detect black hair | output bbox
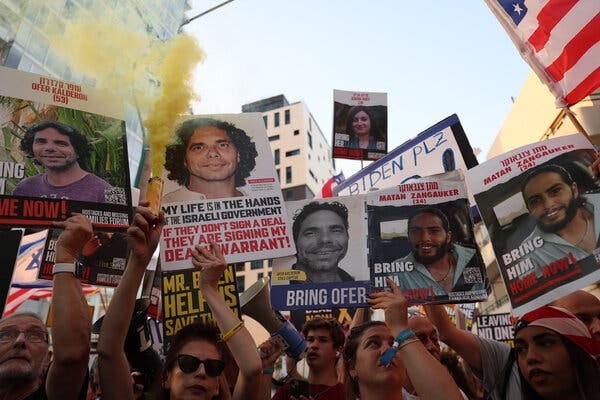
[345,106,384,142]
[302,317,346,349]
[164,118,258,188]
[20,121,91,170]
[407,207,450,233]
[154,321,231,400]
[292,201,349,243]
[520,164,575,197]
[343,321,387,399]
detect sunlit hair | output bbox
[154,321,232,400]
[518,337,600,400]
[292,201,349,243]
[164,118,258,188]
[345,106,384,142]
[343,321,387,399]
[302,317,345,349]
[20,121,91,170]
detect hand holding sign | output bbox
[192,241,226,290]
[52,213,93,263]
[368,277,409,333]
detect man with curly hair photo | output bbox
[12,121,112,202]
[163,117,258,202]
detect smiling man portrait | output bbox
[12,121,112,202]
[163,117,258,202]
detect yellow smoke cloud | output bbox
[47,8,205,177]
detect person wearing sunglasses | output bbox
[97,202,261,400]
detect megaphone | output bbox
[239,277,306,359]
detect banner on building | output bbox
[466,134,600,316]
[334,114,478,196]
[332,89,388,161]
[367,170,489,304]
[271,196,370,310]
[159,113,295,270]
[0,66,133,230]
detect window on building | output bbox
[263,115,268,128]
[274,149,280,165]
[257,272,264,281]
[293,129,300,136]
[285,189,294,200]
[285,149,300,157]
[309,169,317,182]
[236,276,245,292]
[235,263,245,272]
[251,260,263,270]
[286,166,292,184]
[309,118,312,131]
[276,169,280,181]
[269,135,280,142]
[284,109,290,124]
[307,132,313,149]
[274,112,280,127]
[268,259,273,268]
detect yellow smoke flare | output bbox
[145,35,204,176]
[46,8,205,177]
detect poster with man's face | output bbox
[271,196,370,310]
[466,134,600,316]
[367,170,489,304]
[332,89,387,161]
[0,66,133,230]
[159,113,295,270]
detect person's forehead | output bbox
[515,325,557,341]
[187,126,231,145]
[178,338,220,358]
[410,213,443,228]
[35,127,71,142]
[354,111,369,118]
[306,327,333,339]
[524,172,565,194]
[301,210,345,230]
[361,325,391,341]
[555,291,600,314]
[0,314,45,331]
[408,316,436,334]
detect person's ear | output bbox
[446,230,452,245]
[572,182,579,198]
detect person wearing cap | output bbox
[513,305,600,399]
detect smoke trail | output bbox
[46,7,205,176]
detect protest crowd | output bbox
[2,2,600,399]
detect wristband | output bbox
[221,321,244,342]
[379,328,415,367]
[262,367,274,375]
[53,263,76,275]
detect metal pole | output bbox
[179,0,236,30]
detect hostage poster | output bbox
[332,89,387,161]
[334,114,478,196]
[159,113,295,270]
[466,134,600,316]
[271,196,371,310]
[367,170,489,304]
[0,66,133,230]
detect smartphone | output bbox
[290,378,310,398]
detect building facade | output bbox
[0,0,190,186]
[236,94,338,292]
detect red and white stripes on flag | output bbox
[315,172,345,199]
[485,0,600,106]
[3,286,98,317]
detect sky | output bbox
[185,0,532,177]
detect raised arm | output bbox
[369,278,463,400]
[423,304,482,374]
[97,203,164,400]
[191,243,262,400]
[46,214,93,400]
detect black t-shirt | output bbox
[26,369,89,400]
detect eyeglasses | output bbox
[0,328,48,343]
[176,354,225,377]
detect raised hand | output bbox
[191,241,226,289]
[367,277,409,332]
[52,213,93,263]
[127,200,165,265]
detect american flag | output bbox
[315,172,345,198]
[3,230,97,317]
[485,0,600,106]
